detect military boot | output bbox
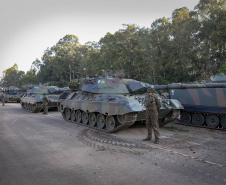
[143,138,151,141]
[154,140,159,144]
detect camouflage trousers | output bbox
[43,103,48,114]
[146,109,160,140]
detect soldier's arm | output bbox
[155,95,161,109]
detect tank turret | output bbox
[58,75,183,133]
[210,73,226,83]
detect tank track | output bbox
[62,108,180,132]
[159,109,180,127]
[177,119,226,131]
[21,103,43,113]
[32,107,42,113]
[178,111,226,130]
[62,110,137,133]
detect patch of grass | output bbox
[165,126,188,132]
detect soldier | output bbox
[143,88,161,144]
[42,93,49,115]
[1,92,5,106]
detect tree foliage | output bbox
[1,64,25,87]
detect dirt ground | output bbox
[0,103,225,185]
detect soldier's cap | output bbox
[147,87,155,92]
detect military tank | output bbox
[2,86,21,103]
[58,74,184,133]
[168,76,226,129]
[21,85,69,113]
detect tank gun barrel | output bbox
[152,83,226,90]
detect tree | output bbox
[194,0,226,79]
[31,58,41,74]
[2,64,25,87]
[99,24,146,80]
[38,35,87,86]
[19,70,39,86]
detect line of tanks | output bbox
[17,73,226,132]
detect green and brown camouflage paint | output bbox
[166,77,226,128]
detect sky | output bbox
[0,0,200,78]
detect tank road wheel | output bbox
[221,116,226,128]
[75,110,82,123]
[60,105,64,113]
[106,115,116,131]
[89,113,97,127]
[82,112,89,125]
[117,115,125,124]
[180,112,192,124]
[206,115,219,128]
[71,109,76,122]
[192,114,205,126]
[97,114,106,129]
[65,108,71,120]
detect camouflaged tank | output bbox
[2,86,21,103]
[167,76,226,129]
[58,75,183,133]
[21,85,69,113]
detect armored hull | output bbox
[58,76,183,133]
[170,87,226,129]
[21,86,68,113]
[167,75,226,129]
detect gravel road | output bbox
[0,104,225,185]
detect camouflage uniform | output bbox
[1,93,5,106]
[145,93,161,141]
[42,94,49,114]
